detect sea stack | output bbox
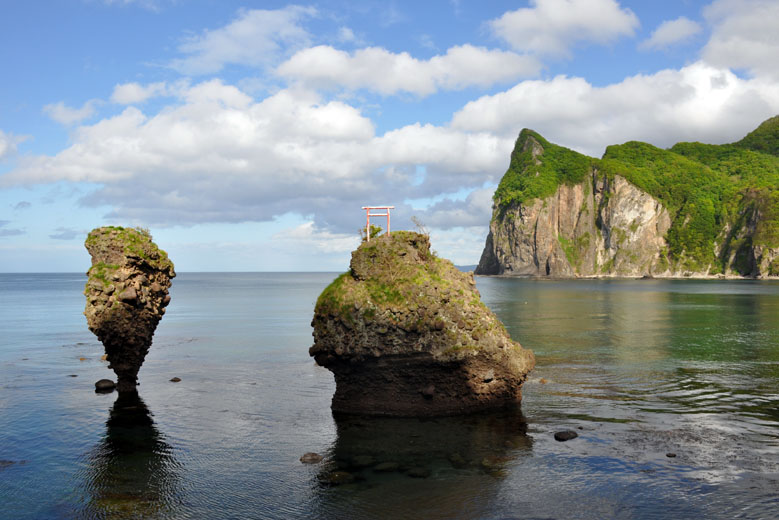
[84,226,175,393]
[310,231,535,416]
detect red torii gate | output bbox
[361,206,394,241]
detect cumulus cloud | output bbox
[415,188,495,229]
[43,99,101,126]
[111,81,179,104]
[272,221,359,254]
[489,0,639,57]
[8,57,779,237]
[0,130,27,160]
[0,221,25,237]
[169,6,317,75]
[3,80,510,233]
[702,0,779,79]
[451,62,779,157]
[278,44,540,96]
[640,16,702,50]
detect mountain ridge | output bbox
[476,116,779,278]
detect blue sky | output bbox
[1,0,778,272]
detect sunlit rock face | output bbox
[477,169,672,278]
[310,231,535,416]
[84,227,175,393]
[477,121,779,279]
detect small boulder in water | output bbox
[319,470,355,486]
[95,379,116,393]
[300,452,323,464]
[554,430,578,442]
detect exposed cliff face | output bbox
[478,171,672,277]
[477,122,779,279]
[84,227,175,392]
[310,231,534,416]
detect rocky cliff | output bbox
[477,118,779,278]
[310,231,535,416]
[84,226,175,392]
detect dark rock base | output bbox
[327,353,526,417]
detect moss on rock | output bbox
[84,226,175,392]
[310,231,534,416]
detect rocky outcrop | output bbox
[477,123,779,279]
[477,172,672,277]
[84,227,175,393]
[310,231,535,417]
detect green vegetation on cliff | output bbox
[600,141,734,270]
[494,129,594,207]
[493,117,779,273]
[733,115,779,156]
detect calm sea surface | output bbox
[1,273,778,519]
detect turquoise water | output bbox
[1,273,778,519]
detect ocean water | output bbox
[1,272,778,519]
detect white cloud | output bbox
[273,221,360,254]
[416,188,495,229]
[489,0,639,57]
[336,27,357,44]
[702,0,779,79]
[278,44,540,96]
[0,130,27,160]
[111,81,179,104]
[169,6,317,75]
[3,80,509,233]
[451,61,779,157]
[428,226,488,266]
[43,99,101,126]
[640,16,702,50]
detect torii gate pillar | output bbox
[361,206,395,242]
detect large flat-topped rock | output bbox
[310,231,534,416]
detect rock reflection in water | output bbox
[74,392,180,519]
[313,409,532,519]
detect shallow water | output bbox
[1,273,778,519]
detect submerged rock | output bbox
[300,452,323,464]
[310,231,535,416]
[95,379,116,393]
[84,227,175,393]
[554,430,579,442]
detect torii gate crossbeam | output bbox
[361,206,394,241]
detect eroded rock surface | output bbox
[477,123,779,279]
[310,231,535,416]
[477,169,672,277]
[84,227,175,392]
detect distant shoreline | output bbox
[474,273,779,281]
